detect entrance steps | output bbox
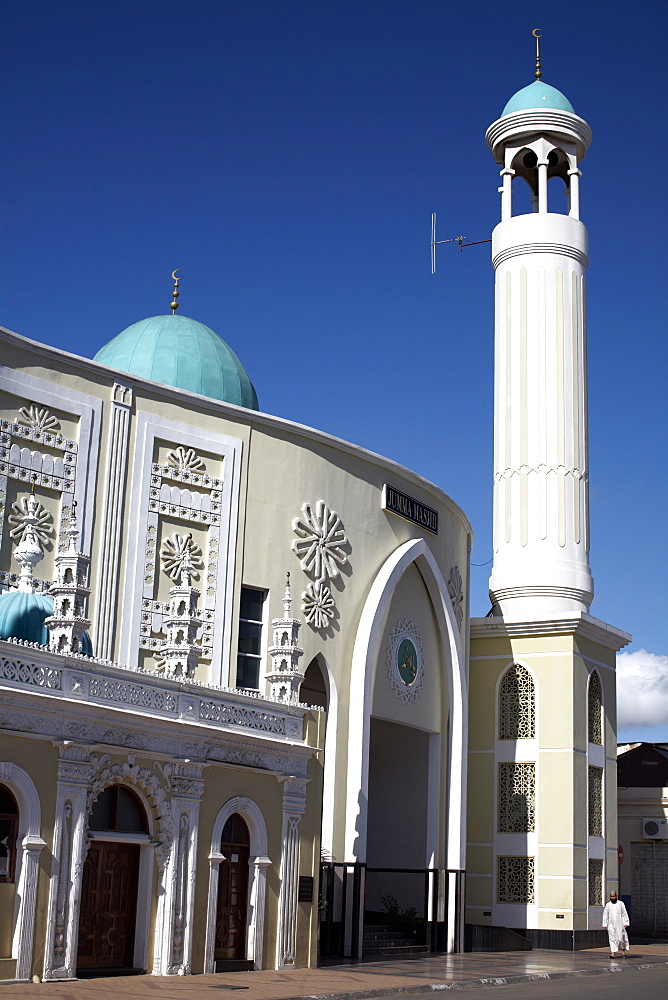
[363,925,428,959]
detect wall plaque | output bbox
[298,875,314,903]
[382,485,438,534]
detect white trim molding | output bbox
[121,412,242,686]
[93,382,133,658]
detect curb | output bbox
[277,960,668,999]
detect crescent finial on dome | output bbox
[170,269,182,313]
[532,28,542,80]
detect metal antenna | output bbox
[431,214,465,274]
[431,213,491,273]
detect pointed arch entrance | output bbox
[345,538,467,954]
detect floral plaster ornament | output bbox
[166,446,206,474]
[302,581,335,630]
[160,532,203,582]
[17,405,60,433]
[292,500,348,584]
[8,494,53,546]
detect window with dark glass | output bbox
[221,813,250,850]
[0,785,19,882]
[236,587,266,689]
[89,784,148,833]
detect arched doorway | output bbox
[215,813,251,965]
[77,785,148,975]
[0,763,45,981]
[0,785,19,959]
[342,539,467,957]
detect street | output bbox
[372,964,668,999]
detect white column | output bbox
[275,777,308,969]
[14,836,46,980]
[204,850,225,974]
[42,745,95,981]
[92,382,132,658]
[500,168,514,221]
[568,168,581,220]
[248,855,271,969]
[537,160,548,212]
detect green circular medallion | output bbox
[397,637,418,686]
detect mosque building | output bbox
[0,49,630,981]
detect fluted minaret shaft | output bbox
[485,106,594,621]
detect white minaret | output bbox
[485,58,594,622]
[265,574,304,703]
[45,502,92,653]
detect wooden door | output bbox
[77,841,140,971]
[631,841,668,935]
[215,815,250,961]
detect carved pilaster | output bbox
[153,762,204,976]
[275,776,308,969]
[93,383,132,659]
[43,744,96,981]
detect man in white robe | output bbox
[602,891,630,958]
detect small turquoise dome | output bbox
[94,314,259,410]
[502,80,575,117]
[0,591,93,654]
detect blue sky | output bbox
[3,1,666,741]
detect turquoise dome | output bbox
[502,80,575,117]
[94,314,259,410]
[0,591,93,654]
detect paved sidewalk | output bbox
[2,946,668,999]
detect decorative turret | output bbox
[156,535,202,678]
[44,502,92,653]
[265,574,304,703]
[486,39,594,622]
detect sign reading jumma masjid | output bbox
[383,484,439,534]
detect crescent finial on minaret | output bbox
[532,28,542,80]
[170,269,182,313]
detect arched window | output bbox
[300,656,328,709]
[588,671,602,745]
[89,784,148,833]
[0,784,19,882]
[499,664,535,739]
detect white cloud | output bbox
[617,649,668,731]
